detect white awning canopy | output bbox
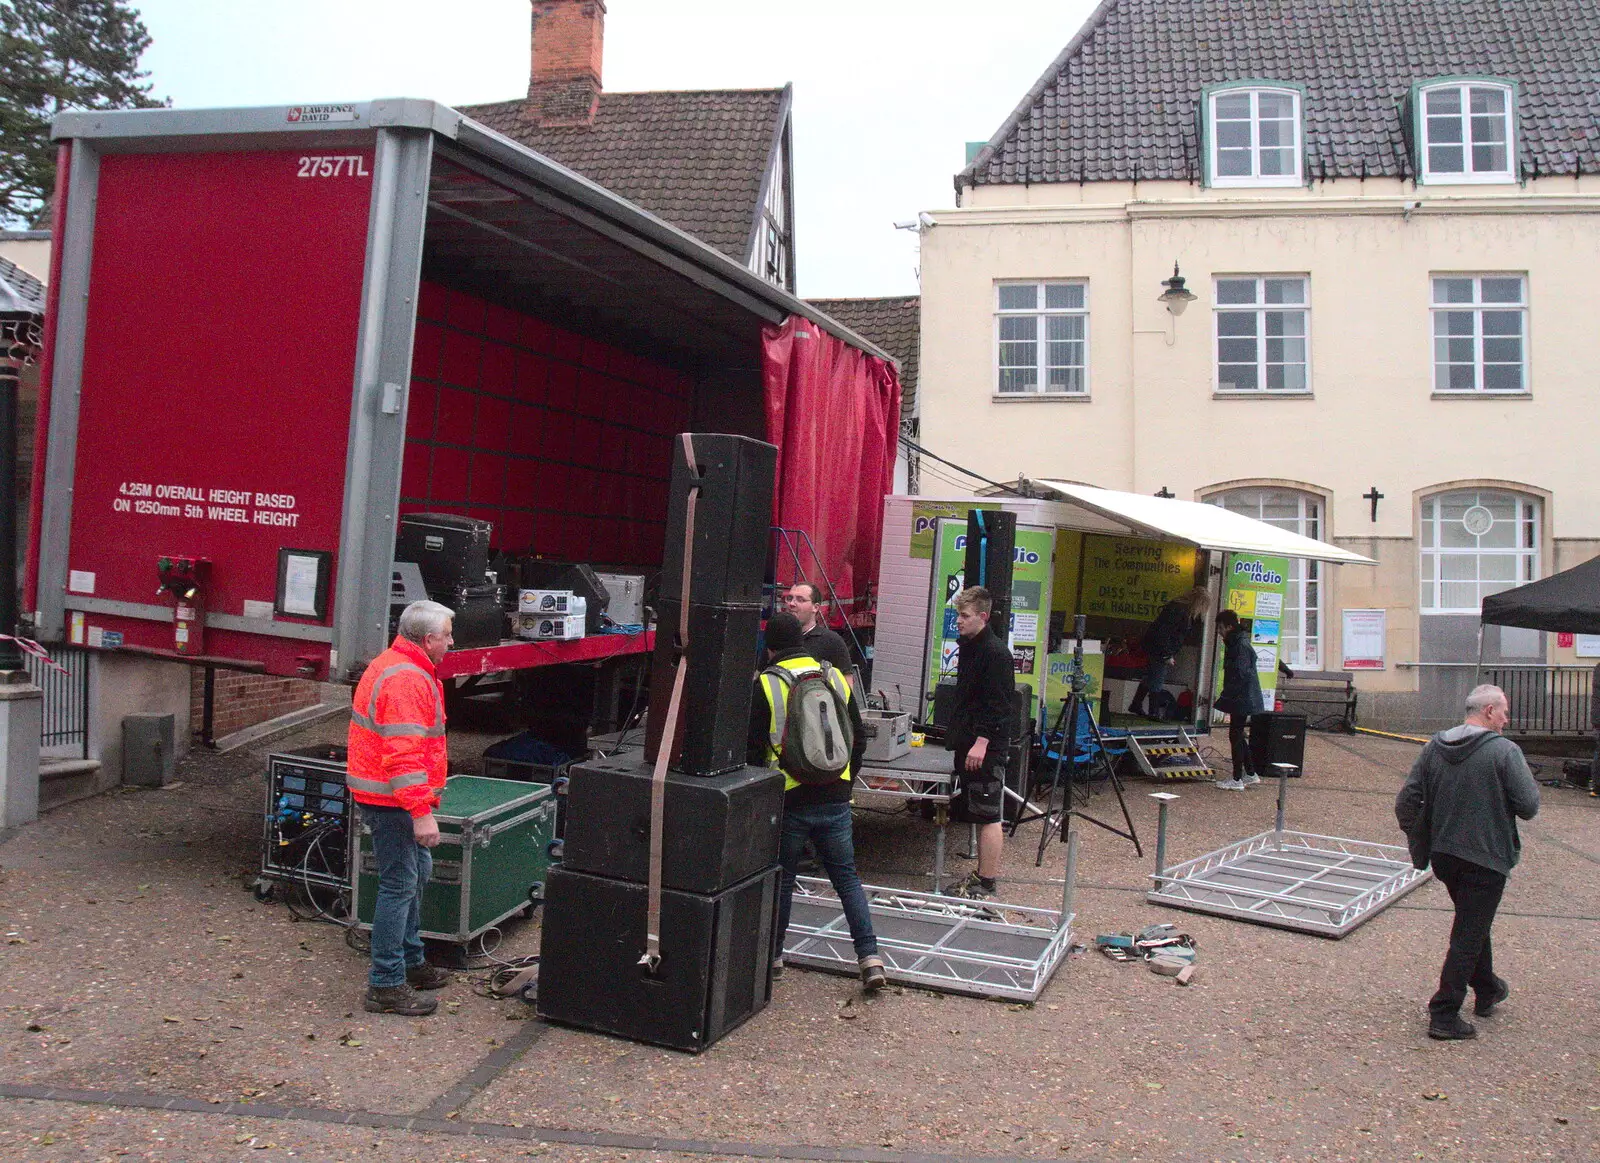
[1031,483,1374,565]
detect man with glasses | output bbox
[1396,684,1540,1041]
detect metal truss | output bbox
[783,877,1074,1002]
[1147,829,1431,937]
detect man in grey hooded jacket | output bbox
[1396,684,1540,1041]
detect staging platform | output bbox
[1147,828,1430,937]
[782,876,1074,1002]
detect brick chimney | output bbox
[528,0,605,128]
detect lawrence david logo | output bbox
[1233,559,1284,586]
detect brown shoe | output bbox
[858,955,887,991]
[407,962,452,991]
[365,983,437,1016]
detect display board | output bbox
[925,519,1053,709]
[1214,552,1292,711]
[1080,535,1199,621]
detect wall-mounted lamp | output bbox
[1159,263,1198,316]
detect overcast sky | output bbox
[129,0,1096,299]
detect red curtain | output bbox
[762,315,901,618]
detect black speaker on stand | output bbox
[538,432,786,1053]
[964,509,1016,635]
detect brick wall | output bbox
[189,669,324,740]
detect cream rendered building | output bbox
[917,0,1600,730]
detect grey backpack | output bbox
[764,662,853,784]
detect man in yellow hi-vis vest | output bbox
[747,611,884,990]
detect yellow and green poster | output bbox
[1213,552,1291,711]
[925,518,1054,719]
[1079,535,1198,621]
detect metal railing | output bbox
[1485,666,1594,736]
[24,644,90,758]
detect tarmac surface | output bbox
[0,720,1596,1162]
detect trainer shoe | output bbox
[406,962,452,990]
[1427,1014,1477,1040]
[1214,778,1245,790]
[364,983,437,1017]
[1474,977,1510,1017]
[859,955,887,991]
[1240,772,1262,787]
[942,871,996,899]
[771,957,785,981]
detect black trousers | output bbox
[1227,715,1253,778]
[1428,851,1507,1019]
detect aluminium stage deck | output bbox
[782,877,1073,1002]
[1146,829,1431,937]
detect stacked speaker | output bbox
[538,434,786,1052]
[963,508,1016,635]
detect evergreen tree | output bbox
[0,0,165,225]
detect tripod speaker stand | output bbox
[1029,615,1142,863]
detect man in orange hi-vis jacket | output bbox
[348,600,455,1016]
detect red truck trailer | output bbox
[26,100,900,689]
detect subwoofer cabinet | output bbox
[537,864,778,1053]
[561,757,784,894]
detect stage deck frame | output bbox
[1146,829,1431,937]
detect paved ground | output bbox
[0,723,1596,1162]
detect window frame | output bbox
[1419,489,1541,614]
[1412,77,1519,185]
[992,279,1091,398]
[1205,487,1326,669]
[1429,272,1529,395]
[1211,274,1313,396]
[1201,81,1306,188]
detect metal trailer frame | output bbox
[32,100,892,683]
[1144,767,1431,938]
[781,830,1080,1002]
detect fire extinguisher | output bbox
[156,556,210,656]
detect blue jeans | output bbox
[776,801,878,960]
[360,803,432,988]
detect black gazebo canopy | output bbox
[1481,556,1600,635]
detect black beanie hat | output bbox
[764,610,804,652]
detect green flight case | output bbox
[353,775,556,943]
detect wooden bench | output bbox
[1278,669,1357,731]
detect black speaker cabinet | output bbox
[562,756,784,894]
[1249,711,1308,776]
[537,864,777,1053]
[660,434,776,607]
[644,600,762,777]
[395,513,492,592]
[964,509,1016,635]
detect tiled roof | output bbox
[960,0,1600,189]
[807,296,920,422]
[461,88,787,262]
[0,255,45,316]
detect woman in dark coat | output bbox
[1214,609,1265,788]
[1129,586,1211,718]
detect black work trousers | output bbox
[1428,851,1507,1019]
[1227,715,1253,779]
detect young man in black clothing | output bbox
[748,611,884,989]
[944,586,1015,899]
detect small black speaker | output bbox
[1249,711,1308,776]
[964,509,1016,634]
[562,756,784,894]
[645,600,762,777]
[395,513,492,591]
[537,864,777,1052]
[660,434,776,607]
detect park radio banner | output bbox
[1214,552,1292,711]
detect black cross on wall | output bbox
[1363,486,1385,522]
